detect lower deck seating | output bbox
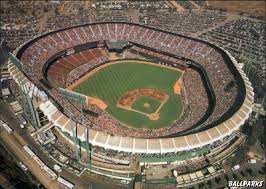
[47,48,107,88]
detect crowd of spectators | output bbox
[66,50,147,87]
[128,43,238,133]
[15,23,241,138]
[47,48,108,88]
[128,46,209,130]
[181,68,209,129]
[66,61,102,87]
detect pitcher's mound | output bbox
[144,102,150,108]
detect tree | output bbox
[215,177,221,184]
[207,180,212,188]
[234,146,249,164]
[198,183,204,189]
[240,170,246,177]
[233,173,238,180]
[247,135,257,146]
[241,123,252,135]
[258,169,264,175]
[224,174,229,181]
[246,168,254,176]
[242,123,257,146]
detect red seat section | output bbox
[47,48,107,88]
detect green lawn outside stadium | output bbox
[74,61,183,129]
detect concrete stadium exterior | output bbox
[8,22,254,154]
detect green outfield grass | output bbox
[132,96,161,114]
[74,61,183,129]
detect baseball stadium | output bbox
[7,22,254,182]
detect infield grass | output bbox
[74,61,183,129]
[132,96,161,114]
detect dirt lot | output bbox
[208,1,265,17]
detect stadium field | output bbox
[73,61,184,129]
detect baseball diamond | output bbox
[73,60,183,129]
[131,96,162,114]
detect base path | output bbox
[117,88,169,121]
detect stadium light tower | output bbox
[246,60,253,78]
[0,40,9,64]
[71,114,80,162]
[0,40,9,91]
[9,53,39,129]
[3,42,39,129]
[244,59,253,78]
[81,109,91,168]
[85,127,91,170]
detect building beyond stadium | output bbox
[8,22,254,154]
